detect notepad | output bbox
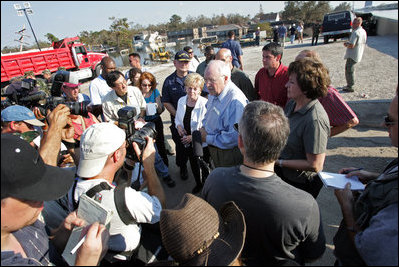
[318,171,365,191]
[146,103,157,116]
[62,194,113,265]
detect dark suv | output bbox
[321,11,356,44]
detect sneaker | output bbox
[163,175,176,188]
[343,86,354,92]
[180,166,188,180]
[191,184,203,194]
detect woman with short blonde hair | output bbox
[175,73,211,193]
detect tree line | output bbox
[2,1,352,53]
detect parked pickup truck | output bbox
[1,37,107,87]
[321,11,356,44]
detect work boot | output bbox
[343,86,354,92]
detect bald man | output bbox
[216,48,257,101]
[89,57,117,105]
[343,17,367,92]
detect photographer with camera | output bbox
[1,104,74,168]
[58,82,99,166]
[2,76,47,111]
[103,71,175,188]
[67,122,166,263]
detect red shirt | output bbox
[318,86,358,127]
[72,112,98,140]
[255,63,289,108]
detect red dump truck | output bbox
[1,37,107,87]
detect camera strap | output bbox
[114,185,137,225]
[72,181,112,210]
[72,180,136,225]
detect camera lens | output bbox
[66,101,89,117]
[132,122,157,150]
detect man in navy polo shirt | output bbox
[221,30,244,71]
[162,51,192,181]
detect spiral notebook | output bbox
[62,194,113,265]
[318,171,365,191]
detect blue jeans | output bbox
[290,35,295,44]
[154,144,169,178]
[131,144,169,186]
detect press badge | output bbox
[213,106,220,116]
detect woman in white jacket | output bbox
[175,73,211,193]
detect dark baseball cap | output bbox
[174,50,191,62]
[1,134,75,201]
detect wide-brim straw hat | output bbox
[156,193,246,266]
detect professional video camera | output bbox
[38,70,90,117]
[1,78,47,110]
[117,106,157,162]
[1,70,90,117]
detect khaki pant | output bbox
[208,145,243,168]
[345,58,357,88]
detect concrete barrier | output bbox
[347,99,391,127]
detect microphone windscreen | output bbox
[192,130,203,157]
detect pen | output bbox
[70,235,86,255]
[343,168,363,174]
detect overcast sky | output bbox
[1,1,396,49]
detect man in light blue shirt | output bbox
[200,60,248,167]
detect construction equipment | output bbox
[149,47,171,62]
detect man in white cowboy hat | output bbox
[152,193,246,266]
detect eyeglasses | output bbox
[115,79,127,87]
[384,114,396,127]
[141,84,152,87]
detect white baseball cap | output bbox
[77,123,126,178]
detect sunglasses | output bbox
[384,114,396,127]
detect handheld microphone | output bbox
[192,130,211,182]
[192,130,203,157]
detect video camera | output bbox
[41,70,90,117]
[1,78,46,110]
[1,70,89,117]
[117,106,157,162]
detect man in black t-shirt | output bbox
[202,101,326,265]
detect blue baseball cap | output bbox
[174,50,191,62]
[1,105,45,127]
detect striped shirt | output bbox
[318,86,358,127]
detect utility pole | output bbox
[14,2,41,51]
[14,24,30,52]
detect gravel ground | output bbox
[79,35,398,265]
